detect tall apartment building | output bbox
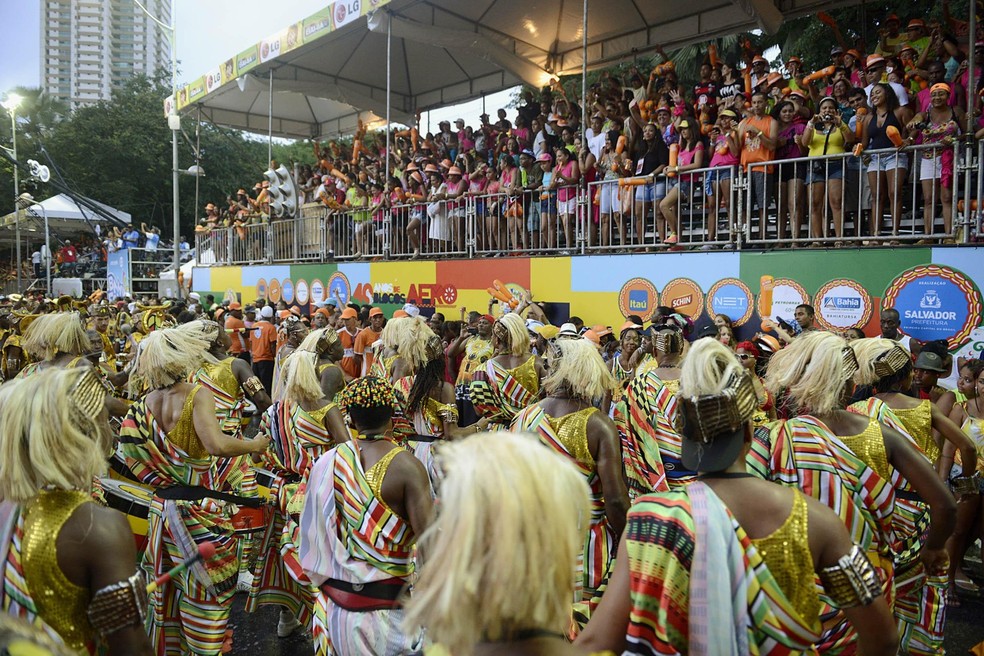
[40,0,171,108]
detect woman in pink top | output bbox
[512,116,532,150]
[551,147,580,254]
[444,166,468,252]
[704,109,740,243]
[659,119,704,247]
[498,155,521,252]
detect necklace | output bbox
[698,472,756,480]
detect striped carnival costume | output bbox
[299,440,423,655]
[119,386,243,655]
[469,354,541,429]
[748,417,896,653]
[246,398,339,627]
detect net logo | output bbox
[823,296,861,309]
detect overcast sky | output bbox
[0,1,515,133]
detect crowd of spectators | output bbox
[196,7,983,258]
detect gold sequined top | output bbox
[891,399,938,462]
[200,358,239,399]
[750,490,822,633]
[548,407,598,467]
[661,377,680,397]
[22,490,95,652]
[308,401,333,426]
[166,385,208,459]
[457,337,493,385]
[508,356,540,396]
[838,419,891,482]
[366,446,403,511]
[99,331,117,368]
[422,398,458,435]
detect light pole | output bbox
[2,93,23,289]
[133,0,180,282]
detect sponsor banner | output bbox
[759,277,808,324]
[352,281,457,308]
[310,278,326,307]
[256,278,268,300]
[295,279,309,305]
[814,279,873,331]
[618,277,659,322]
[303,8,334,41]
[106,249,130,301]
[706,278,753,326]
[186,76,207,103]
[327,271,351,307]
[333,0,362,29]
[259,31,284,64]
[204,67,223,94]
[220,58,236,85]
[661,277,704,318]
[267,278,282,303]
[281,278,295,304]
[883,264,982,349]
[282,22,303,54]
[236,44,259,76]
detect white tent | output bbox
[176,0,861,139]
[0,193,131,241]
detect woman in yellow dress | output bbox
[470,313,546,429]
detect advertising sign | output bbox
[706,278,753,325]
[883,265,982,349]
[106,249,130,301]
[618,278,659,322]
[661,277,705,318]
[813,279,873,331]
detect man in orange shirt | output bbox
[354,307,385,377]
[738,91,778,232]
[250,305,278,393]
[337,307,361,380]
[225,302,249,362]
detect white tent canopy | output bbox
[0,193,131,241]
[183,0,859,140]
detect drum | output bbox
[231,505,267,535]
[107,448,142,484]
[100,477,154,551]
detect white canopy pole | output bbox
[268,69,274,166]
[581,0,588,132]
[384,12,392,257]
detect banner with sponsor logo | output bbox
[191,247,983,376]
[166,0,393,115]
[107,249,130,301]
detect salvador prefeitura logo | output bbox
[883,265,982,350]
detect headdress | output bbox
[872,344,910,378]
[678,369,757,471]
[339,376,397,412]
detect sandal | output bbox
[955,574,980,594]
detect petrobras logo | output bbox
[823,296,861,309]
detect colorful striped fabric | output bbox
[748,417,896,654]
[392,376,449,491]
[119,398,240,656]
[192,358,244,436]
[624,486,821,655]
[511,404,615,610]
[247,400,337,625]
[0,501,74,651]
[299,442,420,655]
[619,370,688,492]
[469,356,540,427]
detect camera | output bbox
[911,121,928,132]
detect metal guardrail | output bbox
[194,144,980,266]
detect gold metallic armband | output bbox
[818,544,882,608]
[950,471,982,496]
[243,375,264,397]
[87,572,148,637]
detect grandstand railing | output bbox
[193,142,979,266]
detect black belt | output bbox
[321,577,407,601]
[155,485,264,508]
[894,489,925,505]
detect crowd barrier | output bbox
[195,142,980,265]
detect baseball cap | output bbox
[590,324,612,338]
[907,18,925,30]
[679,370,758,472]
[260,306,274,319]
[583,329,601,346]
[536,153,553,163]
[369,307,384,318]
[526,319,545,333]
[620,321,643,335]
[866,54,886,69]
[340,307,358,320]
[913,351,946,373]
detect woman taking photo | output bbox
[802,96,853,244]
[861,83,913,239]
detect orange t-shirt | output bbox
[740,115,776,173]
[225,316,247,354]
[338,329,359,379]
[250,321,278,362]
[354,327,381,377]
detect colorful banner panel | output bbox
[107,249,130,301]
[191,246,984,363]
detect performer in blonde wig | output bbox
[469,312,546,429]
[0,368,153,655]
[248,332,350,637]
[848,337,974,655]
[769,331,956,654]
[17,311,91,377]
[511,338,629,621]
[294,327,346,402]
[404,432,612,656]
[271,315,309,401]
[119,327,270,656]
[299,376,433,656]
[578,338,898,656]
[369,316,412,382]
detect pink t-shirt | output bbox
[556,161,577,201]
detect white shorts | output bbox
[557,197,577,215]
[918,154,942,181]
[599,182,620,214]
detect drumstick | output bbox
[146,542,217,593]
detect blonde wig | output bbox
[492,313,530,356]
[851,337,911,387]
[130,326,213,393]
[543,338,616,401]
[765,331,853,416]
[403,432,590,652]
[298,327,340,358]
[397,317,437,373]
[379,317,411,351]
[679,337,745,398]
[0,368,110,502]
[21,312,89,360]
[281,350,324,403]
[174,319,222,346]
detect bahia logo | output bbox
[823,296,861,309]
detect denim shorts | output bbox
[867,152,908,173]
[634,180,666,202]
[807,160,844,184]
[703,167,733,196]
